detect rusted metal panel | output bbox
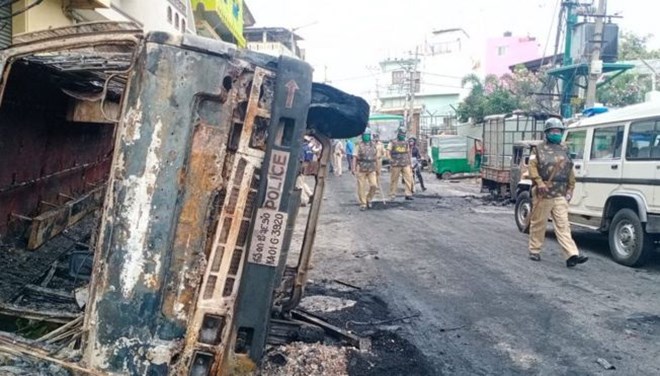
[160,122,227,325]
[233,56,313,364]
[175,66,278,374]
[10,22,141,47]
[83,32,281,374]
[0,61,116,241]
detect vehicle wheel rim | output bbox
[518,201,531,226]
[614,221,638,258]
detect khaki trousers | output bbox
[357,171,378,207]
[375,161,383,192]
[333,154,343,176]
[529,195,579,259]
[389,166,413,198]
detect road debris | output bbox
[346,313,421,327]
[259,342,349,376]
[332,280,362,290]
[596,358,616,370]
[299,295,357,313]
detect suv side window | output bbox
[591,126,624,160]
[565,130,587,159]
[627,120,660,160]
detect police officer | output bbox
[528,118,588,268]
[374,133,386,190]
[388,127,414,201]
[353,127,379,211]
[409,137,426,192]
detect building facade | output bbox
[485,32,540,77]
[9,0,195,36]
[244,27,304,60]
[5,0,254,47]
[192,0,254,47]
[376,29,481,137]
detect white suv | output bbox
[514,102,660,267]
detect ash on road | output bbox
[298,172,660,376]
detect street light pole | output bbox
[289,20,319,59]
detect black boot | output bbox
[566,255,589,268]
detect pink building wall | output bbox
[485,35,540,77]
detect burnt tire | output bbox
[308,83,370,139]
[514,191,531,234]
[608,208,654,267]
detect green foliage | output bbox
[597,31,660,107]
[457,67,547,123]
[598,74,652,107]
[16,318,60,339]
[619,31,660,60]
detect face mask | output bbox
[397,135,406,141]
[362,134,371,142]
[547,133,562,144]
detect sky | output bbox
[246,0,659,99]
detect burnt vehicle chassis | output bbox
[0,22,367,375]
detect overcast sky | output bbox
[247,0,658,98]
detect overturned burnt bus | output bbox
[0,22,367,375]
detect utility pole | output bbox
[366,65,381,111]
[585,0,607,108]
[398,48,420,137]
[411,46,419,140]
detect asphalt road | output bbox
[307,170,660,376]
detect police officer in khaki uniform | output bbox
[528,118,588,268]
[388,127,414,201]
[374,133,386,190]
[352,127,379,211]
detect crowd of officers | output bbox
[322,118,588,268]
[332,126,424,211]
[348,119,588,268]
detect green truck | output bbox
[429,135,482,179]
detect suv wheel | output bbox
[514,191,531,234]
[608,208,654,267]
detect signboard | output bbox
[248,149,291,267]
[247,209,288,267]
[263,149,289,211]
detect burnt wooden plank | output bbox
[0,216,94,303]
[0,303,79,323]
[24,284,76,304]
[27,186,104,250]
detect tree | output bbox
[618,31,660,60]
[456,68,550,123]
[596,31,660,107]
[597,74,651,107]
[457,74,518,123]
[501,65,551,112]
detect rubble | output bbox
[0,353,71,376]
[299,295,357,313]
[259,342,349,376]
